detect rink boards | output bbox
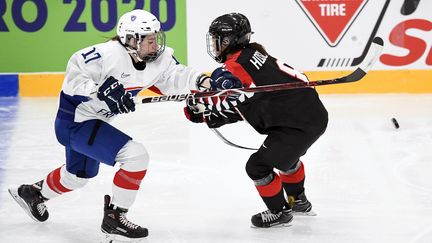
[0,69,431,97]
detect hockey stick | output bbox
[137,36,383,104]
[212,37,382,151]
[211,128,258,151]
[351,1,389,66]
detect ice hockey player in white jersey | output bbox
[8,9,210,242]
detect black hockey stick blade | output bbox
[337,36,383,83]
[137,36,383,104]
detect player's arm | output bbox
[152,49,210,94]
[184,67,246,128]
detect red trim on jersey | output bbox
[255,174,282,197]
[279,162,305,183]
[225,51,254,88]
[125,86,143,91]
[113,169,147,190]
[46,167,72,194]
[148,85,163,95]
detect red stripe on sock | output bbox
[113,169,146,190]
[279,163,305,183]
[46,167,72,194]
[255,174,282,197]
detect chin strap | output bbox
[125,46,144,62]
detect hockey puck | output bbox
[391,118,399,129]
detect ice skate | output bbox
[288,191,316,216]
[251,208,293,228]
[101,195,148,242]
[8,182,49,222]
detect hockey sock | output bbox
[254,173,286,211]
[40,165,89,199]
[41,166,72,199]
[279,161,305,198]
[112,169,146,209]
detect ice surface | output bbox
[1,94,431,243]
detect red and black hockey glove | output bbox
[183,95,243,127]
[183,97,206,123]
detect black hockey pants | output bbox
[245,125,326,181]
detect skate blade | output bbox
[8,188,41,222]
[101,230,148,243]
[292,209,317,216]
[250,222,293,229]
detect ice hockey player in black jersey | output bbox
[184,13,328,228]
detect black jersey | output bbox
[224,47,328,135]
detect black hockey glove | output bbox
[97,76,135,114]
[183,96,243,128]
[204,108,243,128]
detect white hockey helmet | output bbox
[117,9,166,62]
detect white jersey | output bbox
[58,40,201,123]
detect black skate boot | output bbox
[8,181,49,222]
[288,191,316,216]
[251,207,293,228]
[101,195,148,241]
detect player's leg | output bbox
[245,143,293,228]
[8,119,98,222]
[265,128,323,215]
[101,140,149,240]
[279,160,315,215]
[246,127,321,227]
[66,120,149,239]
[8,152,93,222]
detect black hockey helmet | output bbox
[207,13,252,63]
